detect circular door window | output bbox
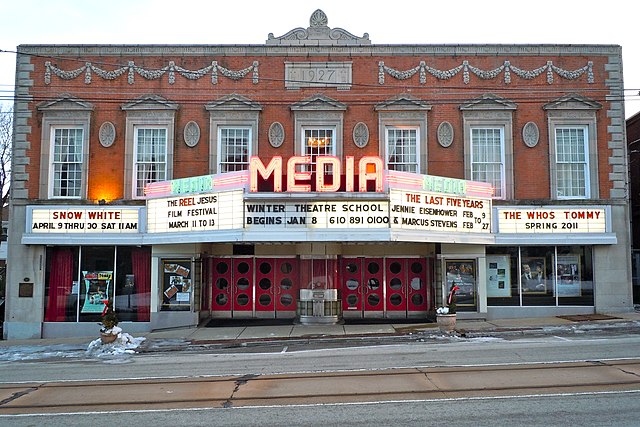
[280,262,293,274]
[258,294,272,306]
[259,278,272,290]
[216,262,228,274]
[237,262,250,274]
[237,277,250,290]
[236,294,249,306]
[280,294,293,306]
[346,263,358,273]
[215,294,228,306]
[259,262,272,274]
[346,279,359,290]
[367,294,381,307]
[410,277,422,290]
[346,294,359,307]
[411,294,424,306]
[280,278,293,290]
[390,278,402,290]
[390,294,403,306]
[389,262,402,274]
[411,261,423,274]
[367,278,380,291]
[215,278,228,290]
[367,262,380,274]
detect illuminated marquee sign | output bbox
[249,156,384,193]
[389,189,491,233]
[29,207,140,233]
[245,200,389,229]
[497,207,607,233]
[147,190,244,233]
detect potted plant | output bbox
[436,283,460,333]
[99,299,121,344]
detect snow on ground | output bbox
[85,332,146,358]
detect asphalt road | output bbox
[1,330,639,425]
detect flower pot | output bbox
[436,314,457,333]
[100,332,118,344]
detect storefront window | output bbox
[44,246,151,322]
[445,259,477,311]
[161,258,193,311]
[486,245,594,307]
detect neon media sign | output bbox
[249,155,384,193]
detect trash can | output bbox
[297,289,341,324]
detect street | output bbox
[0,328,639,425]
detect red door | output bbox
[341,257,364,316]
[255,258,275,315]
[210,258,232,314]
[363,258,384,316]
[232,258,253,315]
[407,258,429,313]
[275,258,298,317]
[385,258,408,316]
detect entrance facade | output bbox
[208,256,434,320]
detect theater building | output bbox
[4,10,633,339]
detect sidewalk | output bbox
[1,311,639,350]
[148,311,640,344]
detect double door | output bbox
[209,257,298,318]
[341,257,432,319]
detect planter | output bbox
[436,314,457,333]
[100,332,118,344]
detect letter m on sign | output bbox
[250,156,283,192]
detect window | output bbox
[375,95,431,175]
[471,127,505,198]
[51,127,84,198]
[134,127,167,197]
[37,95,92,200]
[303,127,335,173]
[219,127,251,172]
[554,126,589,199]
[386,126,419,173]
[206,94,261,174]
[544,94,601,200]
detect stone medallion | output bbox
[98,121,116,148]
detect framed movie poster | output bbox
[557,255,581,297]
[81,271,113,313]
[521,257,546,294]
[162,259,192,310]
[445,259,476,308]
[486,255,511,297]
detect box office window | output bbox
[44,246,151,322]
[486,246,594,307]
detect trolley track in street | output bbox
[1,358,640,415]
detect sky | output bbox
[1,0,639,119]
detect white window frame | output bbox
[462,109,514,200]
[217,126,252,173]
[470,126,506,199]
[133,126,168,198]
[37,97,92,200]
[385,126,420,173]
[49,126,85,199]
[301,126,337,173]
[554,126,590,199]
[122,97,177,199]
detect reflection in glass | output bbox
[390,278,402,290]
[215,278,228,290]
[367,294,381,306]
[390,293,403,306]
[237,277,250,290]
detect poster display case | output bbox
[486,255,511,298]
[161,259,193,311]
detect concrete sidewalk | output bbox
[145,311,640,344]
[1,311,639,349]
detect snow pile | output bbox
[86,332,146,357]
